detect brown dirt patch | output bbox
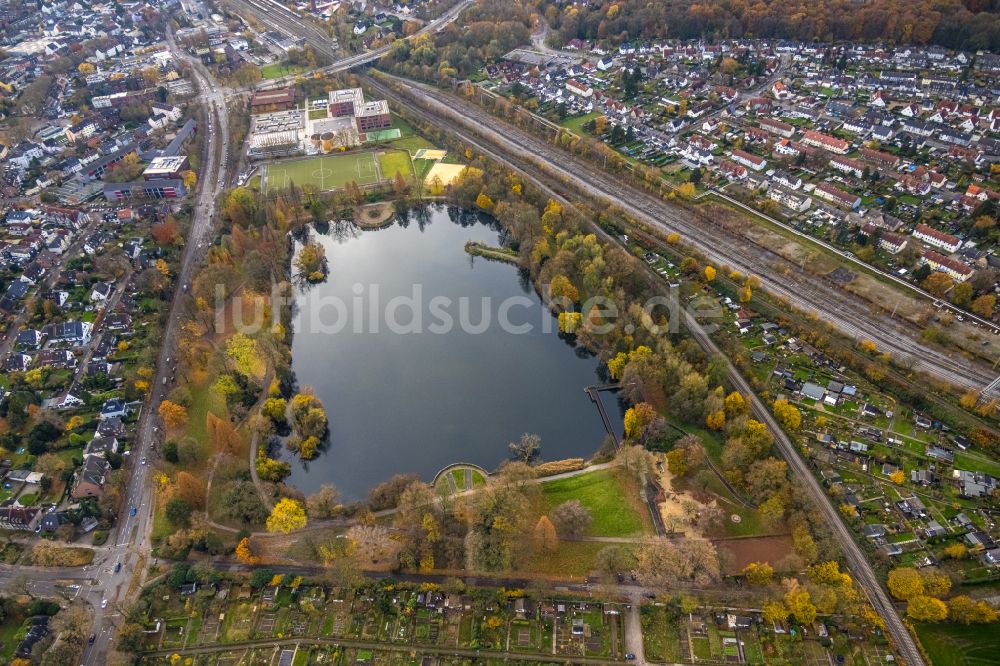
[654,455,715,538]
[713,534,794,574]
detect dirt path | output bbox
[653,458,717,538]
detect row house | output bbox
[912,223,961,253]
[861,223,908,254]
[773,138,800,158]
[801,130,850,154]
[896,175,931,197]
[813,182,861,210]
[860,146,899,168]
[731,149,767,172]
[758,118,794,138]
[829,155,865,178]
[768,186,811,212]
[773,171,802,190]
[717,159,747,181]
[922,250,973,282]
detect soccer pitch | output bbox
[263,152,380,193]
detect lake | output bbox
[285,205,623,499]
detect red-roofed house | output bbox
[923,250,973,282]
[731,149,767,172]
[912,223,960,253]
[802,130,850,154]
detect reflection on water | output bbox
[285,205,622,499]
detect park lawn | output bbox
[914,622,1000,666]
[308,108,328,120]
[378,149,413,181]
[414,159,435,181]
[185,380,228,462]
[151,492,174,542]
[389,135,438,154]
[562,111,599,134]
[518,540,616,576]
[265,153,379,192]
[541,467,649,537]
[261,63,307,79]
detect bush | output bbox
[533,458,585,476]
[92,530,109,546]
[28,600,60,616]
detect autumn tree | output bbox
[762,601,788,624]
[742,561,774,585]
[947,595,999,624]
[235,536,261,564]
[532,515,559,552]
[623,402,658,442]
[972,294,996,318]
[636,538,720,587]
[907,595,948,622]
[174,471,206,509]
[784,583,817,624]
[159,400,189,430]
[772,399,801,431]
[151,216,179,245]
[922,271,953,297]
[724,391,746,416]
[206,412,242,456]
[887,567,925,600]
[475,192,494,210]
[266,498,307,533]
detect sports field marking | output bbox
[262,152,382,193]
[414,149,447,161]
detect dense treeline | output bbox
[383,1,531,79]
[540,0,1000,52]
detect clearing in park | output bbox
[263,152,381,193]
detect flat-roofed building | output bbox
[328,87,365,117]
[251,87,295,114]
[142,155,188,180]
[355,100,391,132]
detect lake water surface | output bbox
[286,205,622,498]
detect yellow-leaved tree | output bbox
[266,498,307,533]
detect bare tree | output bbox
[509,432,541,462]
[306,484,341,518]
[345,524,395,565]
[550,499,593,537]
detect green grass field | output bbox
[264,153,379,192]
[541,468,648,537]
[378,150,413,181]
[914,622,1000,666]
[261,63,307,79]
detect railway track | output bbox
[371,73,992,390]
